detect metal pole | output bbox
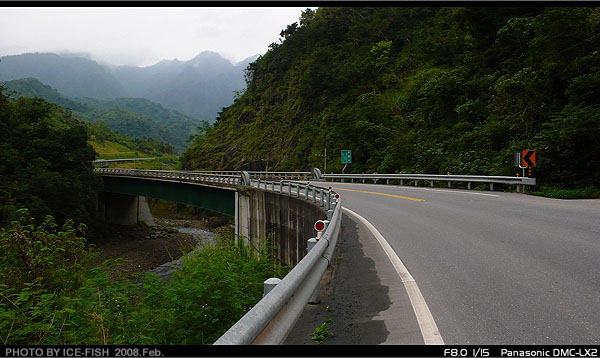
[324,148,327,174]
[263,278,281,297]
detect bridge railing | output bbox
[317,172,536,191]
[215,179,342,344]
[192,170,312,181]
[95,168,243,185]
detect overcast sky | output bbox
[0,7,312,67]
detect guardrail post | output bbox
[516,184,520,193]
[288,182,292,195]
[448,181,451,188]
[430,180,434,187]
[306,185,310,200]
[468,182,472,190]
[400,179,404,186]
[490,183,494,191]
[263,278,281,297]
[319,189,324,206]
[414,180,418,187]
[306,238,321,304]
[386,179,389,185]
[312,188,317,203]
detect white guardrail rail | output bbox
[215,178,341,344]
[192,170,311,181]
[95,168,243,185]
[94,168,342,344]
[317,171,536,191]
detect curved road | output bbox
[313,182,600,344]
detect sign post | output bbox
[341,150,351,174]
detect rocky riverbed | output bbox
[90,220,218,280]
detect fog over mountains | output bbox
[0,51,258,121]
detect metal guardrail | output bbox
[94,168,243,185]
[215,179,341,344]
[192,170,312,181]
[316,171,536,191]
[94,158,156,163]
[95,168,343,344]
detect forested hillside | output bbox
[2,78,194,152]
[0,86,99,227]
[182,7,600,189]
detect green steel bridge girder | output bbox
[100,175,236,216]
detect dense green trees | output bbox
[3,78,197,153]
[0,86,100,226]
[182,7,600,189]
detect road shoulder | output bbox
[283,212,424,345]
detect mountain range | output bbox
[0,51,258,121]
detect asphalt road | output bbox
[312,182,600,344]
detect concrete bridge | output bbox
[96,168,331,266]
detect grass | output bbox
[311,319,333,344]
[89,139,153,160]
[105,156,180,170]
[530,186,600,199]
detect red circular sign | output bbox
[314,220,325,231]
[335,194,340,199]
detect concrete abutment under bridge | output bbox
[236,187,326,266]
[97,192,155,226]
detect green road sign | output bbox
[341,150,352,164]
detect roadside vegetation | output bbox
[0,209,288,344]
[531,186,600,200]
[311,319,334,345]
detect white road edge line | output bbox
[343,207,445,345]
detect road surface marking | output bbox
[343,207,444,345]
[398,186,499,197]
[333,187,426,202]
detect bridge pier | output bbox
[98,192,154,226]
